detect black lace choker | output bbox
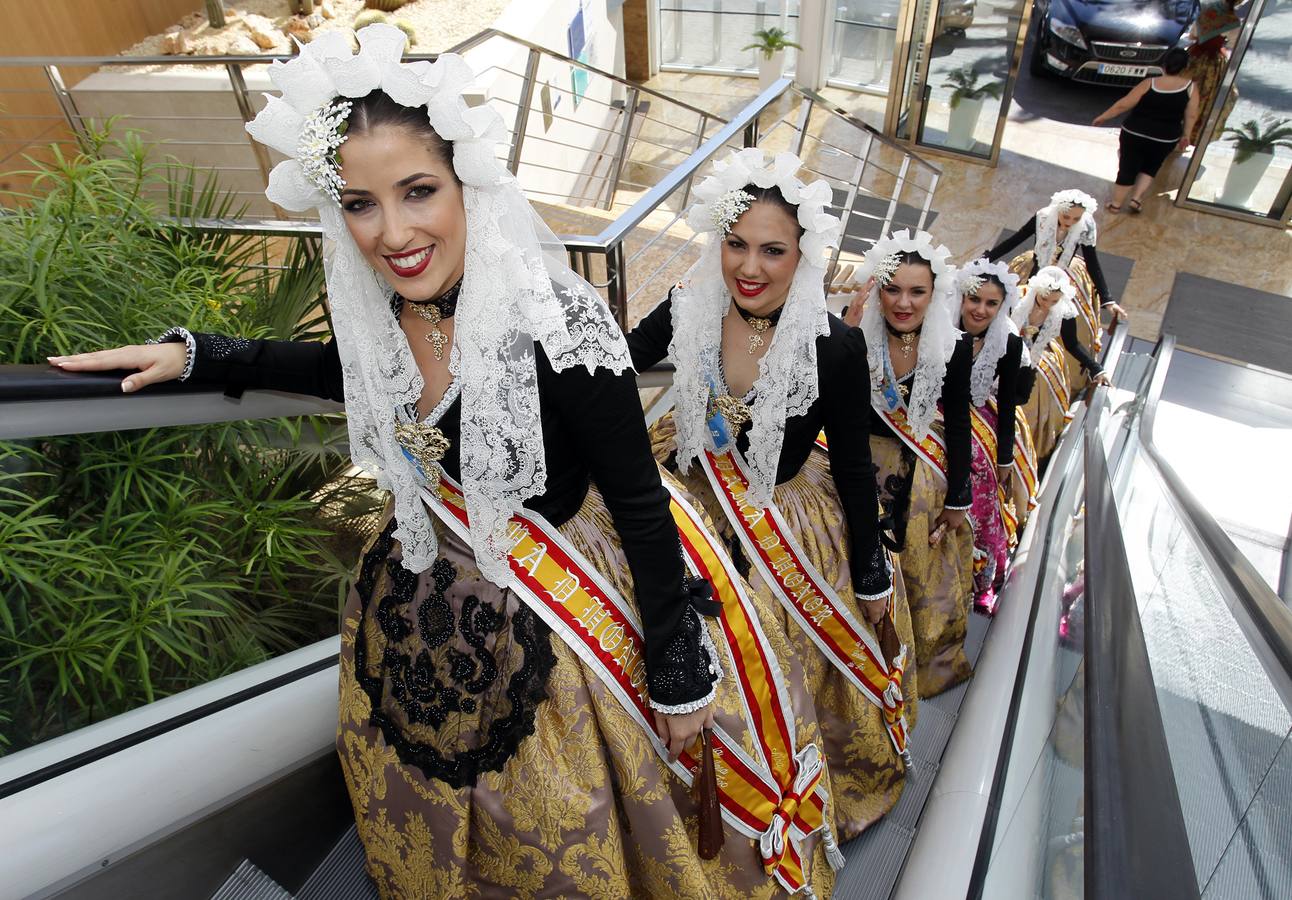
[733,300,784,327]
[401,275,464,319]
[733,300,784,354]
[884,319,922,338]
[396,276,464,361]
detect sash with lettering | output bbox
[1036,339,1073,423]
[413,464,839,893]
[868,404,951,482]
[1069,261,1103,357]
[1004,402,1040,514]
[968,404,1022,545]
[701,384,912,763]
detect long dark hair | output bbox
[741,183,807,237]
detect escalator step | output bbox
[908,701,958,768]
[297,824,379,900]
[836,820,916,900]
[209,859,293,900]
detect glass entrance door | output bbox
[886,0,1034,164]
[1176,0,1292,226]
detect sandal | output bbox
[1107,202,1122,213]
[1128,198,1143,213]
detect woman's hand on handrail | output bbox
[48,343,188,393]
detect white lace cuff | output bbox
[855,583,894,604]
[148,327,196,382]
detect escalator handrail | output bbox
[1084,414,1200,900]
[929,318,1128,900]
[1139,334,1292,716]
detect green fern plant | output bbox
[741,27,801,60]
[0,125,382,754]
[941,65,1004,108]
[1222,116,1292,164]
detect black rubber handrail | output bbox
[0,653,338,800]
[0,361,675,403]
[1084,407,1199,900]
[965,317,1129,898]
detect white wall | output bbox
[468,0,631,210]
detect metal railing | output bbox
[0,30,940,329]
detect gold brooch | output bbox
[897,331,917,358]
[407,302,449,360]
[712,394,753,429]
[745,316,772,354]
[394,421,451,473]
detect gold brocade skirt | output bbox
[1008,250,1103,397]
[649,414,919,841]
[1020,340,1073,465]
[1008,410,1042,530]
[338,484,834,899]
[870,431,975,698]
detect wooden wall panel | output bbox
[0,0,197,192]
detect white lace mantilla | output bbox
[957,258,1022,407]
[1034,189,1098,270]
[1011,265,1079,362]
[670,149,839,505]
[247,25,631,581]
[856,229,961,442]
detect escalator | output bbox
[7,315,1290,900]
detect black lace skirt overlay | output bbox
[351,517,557,789]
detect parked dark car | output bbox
[1030,0,1199,87]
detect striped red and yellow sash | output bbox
[1067,258,1103,355]
[1037,341,1072,421]
[867,405,950,481]
[421,476,835,893]
[968,405,1020,544]
[700,448,912,762]
[1000,401,1040,513]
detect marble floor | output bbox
[637,71,1292,343]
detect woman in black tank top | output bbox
[1093,48,1200,213]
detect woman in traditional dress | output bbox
[954,259,1035,615]
[987,189,1125,395]
[853,230,974,698]
[1013,266,1111,464]
[49,26,841,898]
[1187,0,1243,148]
[629,148,917,841]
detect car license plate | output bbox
[1097,63,1150,77]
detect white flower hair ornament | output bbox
[1012,265,1078,361]
[245,24,631,582]
[670,148,841,505]
[1049,188,1098,216]
[686,147,842,263]
[855,229,962,442]
[957,258,1022,407]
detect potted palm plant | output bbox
[742,27,801,90]
[941,65,1003,151]
[1218,116,1292,207]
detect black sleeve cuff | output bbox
[646,576,723,713]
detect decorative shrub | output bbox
[0,128,382,754]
